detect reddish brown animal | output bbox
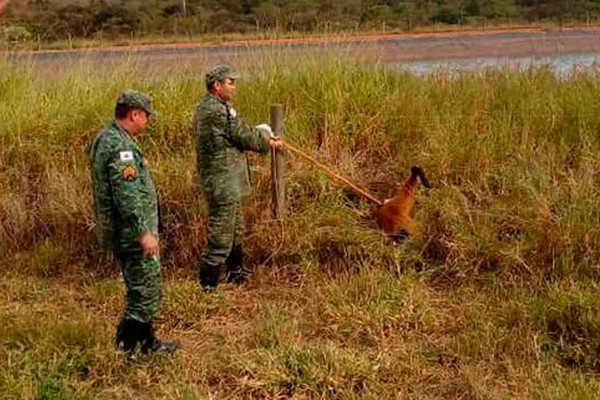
[375,165,431,240]
[0,0,10,18]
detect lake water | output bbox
[6,28,600,76]
[401,51,600,76]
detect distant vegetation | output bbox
[2,0,600,44]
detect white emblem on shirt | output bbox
[229,107,237,118]
[120,151,134,161]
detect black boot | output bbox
[140,322,180,355]
[115,318,143,358]
[225,244,248,284]
[199,260,220,291]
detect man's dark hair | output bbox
[115,103,133,119]
[115,104,137,119]
[206,80,218,92]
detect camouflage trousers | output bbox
[201,199,244,268]
[115,246,161,323]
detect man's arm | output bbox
[229,117,278,154]
[107,149,158,257]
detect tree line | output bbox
[2,0,600,43]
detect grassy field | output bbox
[1,51,600,399]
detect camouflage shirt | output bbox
[192,93,270,202]
[89,121,158,250]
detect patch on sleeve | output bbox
[122,165,138,182]
[120,151,134,162]
[229,107,237,118]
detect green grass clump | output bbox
[531,281,600,371]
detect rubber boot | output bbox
[225,244,247,284]
[115,318,143,360]
[199,260,220,291]
[140,322,180,355]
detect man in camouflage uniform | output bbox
[192,65,284,290]
[90,90,178,357]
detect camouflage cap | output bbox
[116,90,155,115]
[205,65,239,87]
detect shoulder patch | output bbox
[120,151,134,162]
[122,165,138,182]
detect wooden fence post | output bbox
[270,104,285,219]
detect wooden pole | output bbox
[284,142,382,206]
[270,104,285,219]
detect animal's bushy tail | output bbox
[410,165,432,189]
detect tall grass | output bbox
[1,50,600,398]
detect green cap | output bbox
[205,65,239,87]
[116,90,155,115]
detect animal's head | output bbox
[410,165,432,189]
